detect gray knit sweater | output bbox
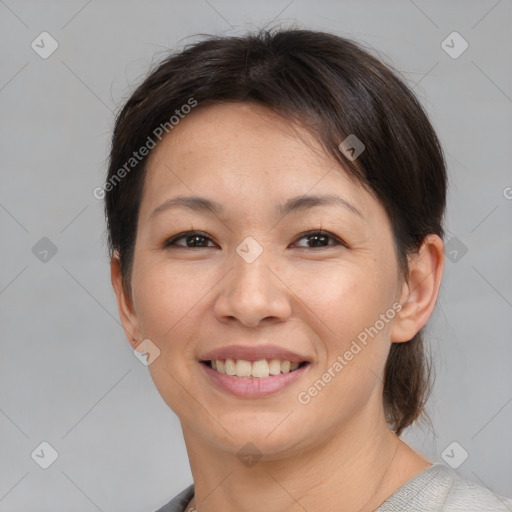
[155,463,512,511]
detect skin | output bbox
[111,102,445,512]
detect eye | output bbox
[163,231,217,249]
[163,229,346,250]
[292,230,345,249]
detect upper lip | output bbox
[199,344,310,363]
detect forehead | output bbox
[147,102,335,174]
[139,102,378,221]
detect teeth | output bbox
[269,358,281,375]
[252,359,270,378]
[235,359,252,377]
[225,358,236,376]
[210,358,304,378]
[281,360,291,374]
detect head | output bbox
[106,27,446,454]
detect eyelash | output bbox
[163,230,346,250]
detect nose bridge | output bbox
[213,236,291,327]
[231,236,277,304]
[234,243,272,291]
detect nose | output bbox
[213,247,292,328]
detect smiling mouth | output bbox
[201,359,309,379]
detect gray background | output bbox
[1,0,511,510]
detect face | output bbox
[118,102,407,459]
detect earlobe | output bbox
[110,253,141,345]
[390,234,445,343]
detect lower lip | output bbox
[200,362,310,398]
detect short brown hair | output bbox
[105,26,446,436]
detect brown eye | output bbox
[164,231,216,248]
[163,229,346,250]
[293,230,344,249]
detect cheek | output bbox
[132,263,199,347]
[293,267,395,426]
[299,259,398,408]
[298,260,397,336]
[132,263,206,413]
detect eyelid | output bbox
[292,230,346,248]
[163,229,347,250]
[163,230,217,248]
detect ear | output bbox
[110,252,141,346]
[391,234,445,343]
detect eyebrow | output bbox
[149,193,363,220]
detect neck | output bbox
[181,406,429,512]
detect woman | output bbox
[104,27,512,512]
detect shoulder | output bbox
[155,467,512,512]
[442,472,512,512]
[154,484,194,512]
[377,463,512,512]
